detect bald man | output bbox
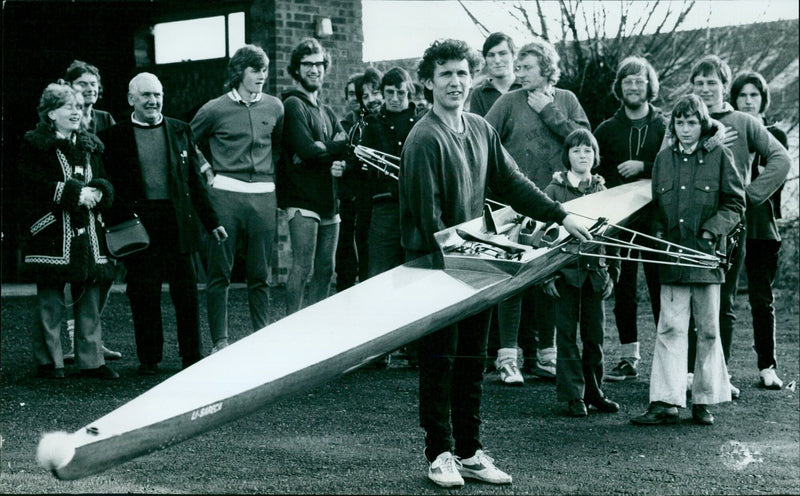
[100,72,227,375]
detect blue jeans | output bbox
[286,211,339,314]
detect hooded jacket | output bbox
[18,123,115,284]
[593,104,667,188]
[277,89,348,218]
[544,171,617,290]
[652,134,746,284]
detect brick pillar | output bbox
[251,0,363,285]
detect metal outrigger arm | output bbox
[560,217,723,270]
[353,145,400,180]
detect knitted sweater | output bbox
[747,122,788,240]
[399,110,567,257]
[190,92,284,183]
[484,88,590,188]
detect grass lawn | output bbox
[1,285,798,494]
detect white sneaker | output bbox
[428,452,464,487]
[531,358,556,379]
[458,450,512,484]
[496,357,524,385]
[102,344,123,360]
[211,339,229,354]
[759,366,783,390]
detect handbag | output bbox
[104,214,150,258]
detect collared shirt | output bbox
[678,142,698,155]
[228,88,263,105]
[55,130,77,144]
[131,112,164,127]
[468,78,522,117]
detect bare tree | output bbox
[458,0,697,127]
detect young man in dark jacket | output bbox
[593,56,665,381]
[278,38,349,314]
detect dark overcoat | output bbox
[18,123,115,284]
[99,117,220,254]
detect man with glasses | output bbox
[594,56,665,382]
[484,39,590,384]
[278,38,349,314]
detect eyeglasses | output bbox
[300,61,326,70]
[621,78,648,88]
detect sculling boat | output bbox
[40,179,702,480]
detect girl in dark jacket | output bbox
[18,81,118,379]
[543,129,620,417]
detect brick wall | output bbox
[256,0,363,118]
[254,0,364,285]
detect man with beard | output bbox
[337,67,383,293]
[484,39,590,384]
[191,45,284,353]
[278,38,349,314]
[468,32,520,117]
[593,56,664,382]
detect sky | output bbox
[362,0,800,61]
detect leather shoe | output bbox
[692,404,714,425]
[138,363,158,376]
[37,364,65,379]
[568,399,588,417]
[81,365,120,379]
[587,396,620,413]
[631,402,679,425]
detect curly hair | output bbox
[356,67,383,105]
[561,128,600,170]
[730,71,770,114]
[37,81,81,125]
[228,44,269,90]
[416,39,481,102]
[516,38,561,86]
[287,38,330,82]
[612,56,659,102]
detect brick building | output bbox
[2,0,365,283]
